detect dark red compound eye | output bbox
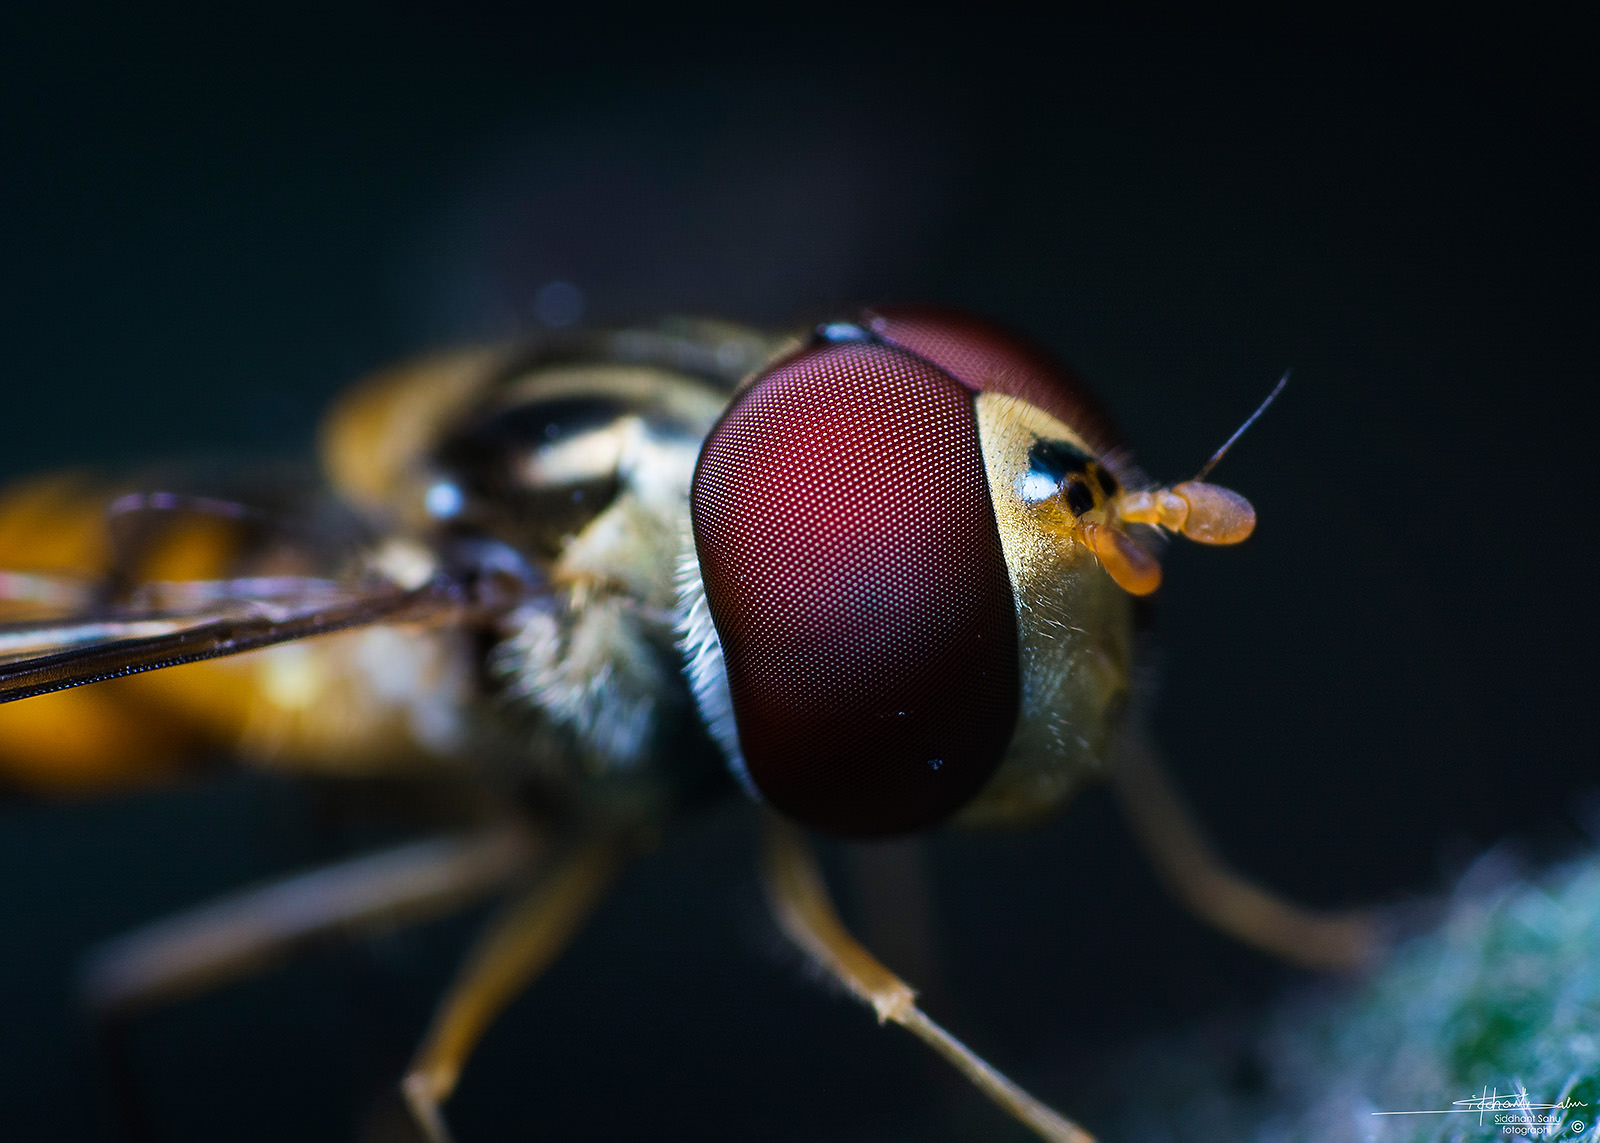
[690,328,1023,837]
[862,304,1124,459]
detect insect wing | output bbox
[0,578,464,705]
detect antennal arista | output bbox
[1193,369,1289,483]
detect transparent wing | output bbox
[0,577,465,705]
[0,469,484,704]
[0,575,358,657]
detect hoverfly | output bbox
[0,308,1374,1142]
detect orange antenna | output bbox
[1096,370,1289,594]
[1192,369,1289,483]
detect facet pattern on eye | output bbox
[863,306,1126,463]
[691,342,1019,836]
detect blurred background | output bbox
[0,11,1594,1142]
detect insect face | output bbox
[682,307,1255,838]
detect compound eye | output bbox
[690,340,1020,837]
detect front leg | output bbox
[760,811,1095,1143]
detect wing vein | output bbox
[0,579,463,705]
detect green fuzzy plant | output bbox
[1102,852,1600,1143]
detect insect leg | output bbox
[83,825,539,1015]
[79,827,536,1142]
[1109,727,1379,970]
[847,837,947,1007]
[401,834,627,1143]
[761,811,1096,1143]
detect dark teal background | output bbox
[0,12,1594,1142]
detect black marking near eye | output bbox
[1094,465,1120,497]
[1064,479,1096,516]
[1028,439,1090,482]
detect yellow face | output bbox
[955,392,1139,828]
